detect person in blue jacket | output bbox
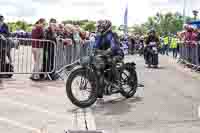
[94,19,124,99]
[0,15,10,38]
[94,19,123,57]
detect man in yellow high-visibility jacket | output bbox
[163,35,170,56]
[170,36,178,58]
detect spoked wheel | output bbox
[120,64,138,98]
[66,68,97,108]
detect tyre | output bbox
[66,68,97,108]
[152,54,159,66]
[120,63,138,98]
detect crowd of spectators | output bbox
[30,18,96,80]
[177,24,200,65]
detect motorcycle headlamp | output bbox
[93,56,105,70]
[0,16,4,22]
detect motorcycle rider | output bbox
[144,29,160,67]
[94,19,124,98]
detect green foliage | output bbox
[7,21,30,32]
[7,19,117,33]
[82,21,96,32]
[131,12,193,36]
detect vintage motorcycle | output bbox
[145,42,159,68]
[65,49,138,108]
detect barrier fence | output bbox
[178,42,200,71]
[0,38,92,78]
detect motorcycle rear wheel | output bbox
[120,63,138,98]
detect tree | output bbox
[82,22,96,32]
[137,12,193,36]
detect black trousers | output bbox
[42,45,55,77]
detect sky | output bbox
[0,0,200,26]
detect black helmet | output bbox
[96,19,112,34]
[149,28,155,34]
[0,14,4,21]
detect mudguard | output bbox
[124,62,136,70]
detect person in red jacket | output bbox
[184,25,198,64]
[30,18,46,80]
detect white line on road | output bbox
[1,87,64,100]
[0,117,40,132]
[0,97,71,120]
[85,108,96,130]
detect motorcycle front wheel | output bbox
[66,68,98,108]
[120,63,138,98]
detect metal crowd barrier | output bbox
[55,39,92,73]
[0,37,93,79]
[178,42,200,71]
[0,38,56,75]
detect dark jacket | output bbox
[44,27,57,42]
[0,23,10,37]
[145,35,160,46]
[94,31,122,56]
[31,25,44,48]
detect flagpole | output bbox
[183,0,186,27]
[124,2,128,38]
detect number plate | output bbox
[150,42,156,45]
[152,47,157,51]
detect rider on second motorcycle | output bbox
[94,19,124,98]
[144,29,160,67]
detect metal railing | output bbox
[0,37,92,78]
[55,39,92,73]
[0,38,56,75]
[178,42,200,71]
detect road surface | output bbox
[0,55,200,133]
[92,55,200,133]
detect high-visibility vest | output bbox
[163,37,169,45]
[170,38,178,48]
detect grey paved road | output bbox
[0,78,87,133]
[92,55,200,133]
[1,55,200,133]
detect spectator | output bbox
[0,14,10,38]
[184,25,198,64]
[0,14,12,72]
[170,35,178,58]
[42,18,58,80]
[30,18,46,80]
[89,33,96,55]
[72,25,81,61]
[62,24,74,64]
[57,23,64,37]
[197,28,200,64]
[163,33,170,56]
[128,36,136,54]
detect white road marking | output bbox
[0,116,40,132]
[0,97,71,120]
[1,87,64,100]
[0,83,97,131]
[85,108,96,130]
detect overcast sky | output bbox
[0,0,199,25]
